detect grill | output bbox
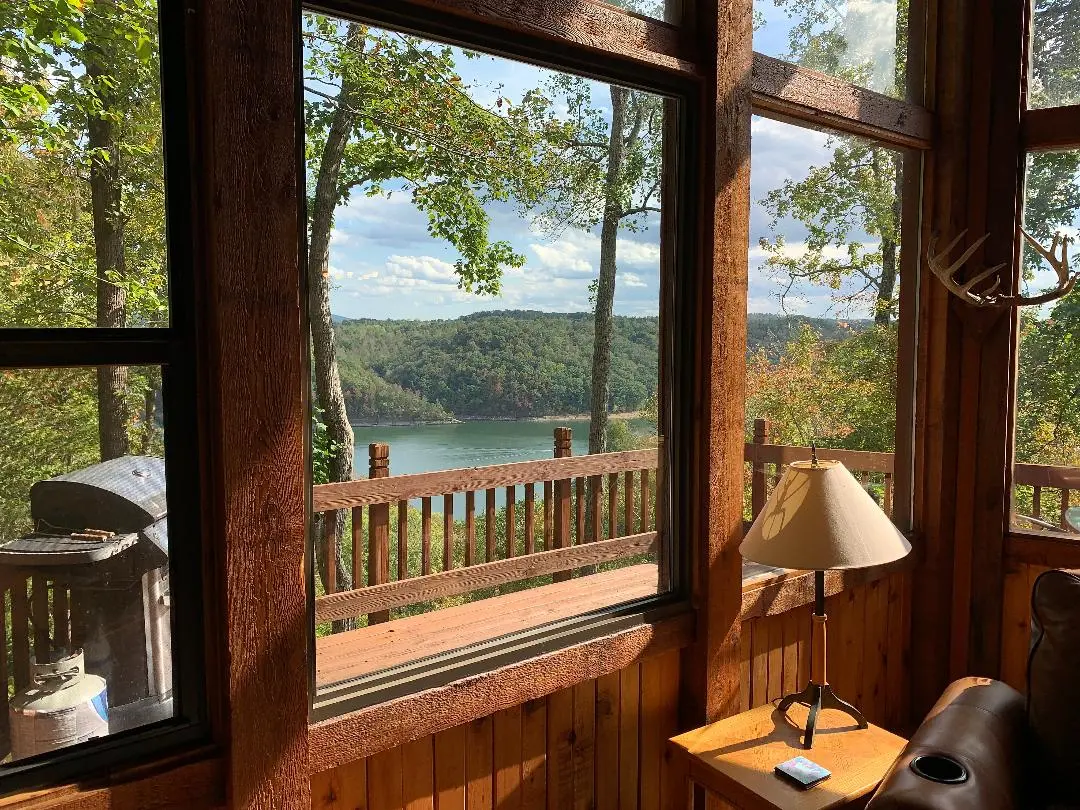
[0,456,173,737]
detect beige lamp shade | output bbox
[740,460,911,570]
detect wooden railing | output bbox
[312,427,661,627]
[312,420,1080,630]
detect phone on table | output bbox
[774,756,832,790]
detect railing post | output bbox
[751,418,771,519]
[368,442,390,624]
[553,427,572,583]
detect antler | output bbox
[927,229,1079,307]
[926,231,1005,306]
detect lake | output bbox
[351,419,592,512]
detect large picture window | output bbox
[302,10,687,715]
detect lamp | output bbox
[740,447,911,748]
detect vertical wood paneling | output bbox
[766,613,783,702]
[494,707,522,810]
[1000,560,1032,692]
[618,664,640,810]
[369,746,404,810]
[466,716,494,810]
[521,698,547,810]
[435,726,466,810]
[594,673,620,810]
[312,759,367,810]
[403,737,435,810]
[571,680,595,810]
[639,656,662,810]
[546,685,575,810]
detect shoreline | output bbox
[350,411,647,428]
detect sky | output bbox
[312,1,904,322]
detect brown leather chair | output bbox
[867,568,1080,810]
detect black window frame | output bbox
[0,0,208,793]
[301,0,701,721]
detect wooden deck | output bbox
[316,563,662,687]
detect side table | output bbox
[668,703,906,809]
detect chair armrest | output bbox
[867,677,1027,810]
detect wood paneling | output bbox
[313,650,682,810]
[737,574,910,731]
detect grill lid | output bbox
[30,456,166,535]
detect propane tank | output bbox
[9,650,108,760]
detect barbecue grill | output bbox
[0,456,173,749]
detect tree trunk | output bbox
[874,153,903,326]
[307,24,365,598]
[87,47,129,460]
[588,85,628,456]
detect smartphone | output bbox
[774,756,832,789]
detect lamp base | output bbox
[777,682,868,749]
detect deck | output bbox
[316,563,661,687]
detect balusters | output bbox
[465,491,476,567]
[486,488,497,562]
[883,473,894,517]
[524,483,535,555]
[639,469,650,532]
[607,472,618,539]
[505,487,516,558]
[421,497,432,575]
[543,480,553,552]
[575,477,585,546]
[553,427,572,583]
[397,501,408,580]
[351,505,363,592]
[443,494,454,571]
[1032,485,1043,522]
[624,470,635,535]
[588,474,602,543]
[1061,489,1072,531]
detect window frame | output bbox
[0,0,209,793]
[301,0,702,722]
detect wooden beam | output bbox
[315,532,657,621]
[308,612,694,772]
[312,0,695,76]
[1023,104,1080,151]
[751,54,934,150]
[678,0,751,730]
[193,0,309,805]
[1004,533,1080,569]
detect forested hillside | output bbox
[334,310,867,423]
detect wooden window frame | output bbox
[302,0,702,722]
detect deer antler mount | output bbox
[927,229,1079,307]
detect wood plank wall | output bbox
[1000,559,1046,693]
[311,650,685,810]
[310,575,910,810]
[739,574,910,730]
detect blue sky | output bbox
[314,1,901,321]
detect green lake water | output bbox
[350,419,592,512]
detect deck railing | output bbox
[311,420,1080,632]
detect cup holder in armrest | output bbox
[910,754,969,784]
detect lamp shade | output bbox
[740,460,911,570]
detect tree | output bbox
[302,16,568,592]
[529,76,664,454]
[1,0,167,460]
[757,0,907,325]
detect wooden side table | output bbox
[668,703,906,810]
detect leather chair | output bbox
[867,568,1080,810]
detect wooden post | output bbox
[751,418,771,519]
[553,427,572,583]
[368,443,390,624]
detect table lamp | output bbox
[739,447,911,748]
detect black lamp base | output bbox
[778,682,868,748]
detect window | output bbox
[1028,0,1080,109]
[753,0,908,98]
[1011,149,1080,535]
[302,11,687,716]
[744,116,909,533]
[0,0,203,791]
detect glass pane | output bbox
[597,0,682,23]
[1011,150,1080,534]
[0,2,168,327]
[303,14,671,700]
[0,366,173,762]
[1029,0,1080,109]
[754,0,907,98]
[745,116,906,540]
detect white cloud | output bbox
[621,273,647,288]
[328,265,354,280]
[385,255,458,285]
[330,228,349,246]
[530,241,593,274]
[528,229,661,277]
